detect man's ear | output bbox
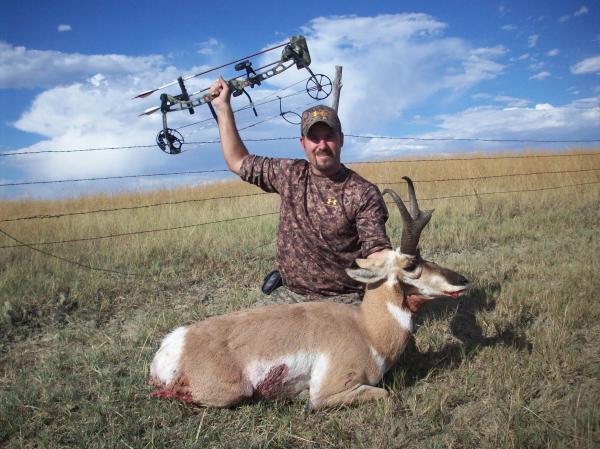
[339,131,344,147]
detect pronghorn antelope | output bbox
[149,177,469,409]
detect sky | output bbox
[1,0,599,199]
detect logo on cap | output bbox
[312,109,329,120]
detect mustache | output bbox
[315,149,334,156]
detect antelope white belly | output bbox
[245,352,329,398]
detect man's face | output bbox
[300,122,344,177]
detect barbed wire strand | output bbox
[2,167,599,223]
[2,180,597,250]
[348,151,600,165]
[2,133,599,157]
[0,226,142,277]
[0,212,279,249]
[345,134,600,143]
[3,153,599,188]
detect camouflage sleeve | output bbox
[356,185,392,257]
[238,155,293,193]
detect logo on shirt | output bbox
[325,198,338,207]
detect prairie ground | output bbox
[1,150,599,448]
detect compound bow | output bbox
[135,35,332,154]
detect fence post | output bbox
[331,66,343,113]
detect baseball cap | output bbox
[301,105,342,136]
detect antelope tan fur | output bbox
[149,177,469,409]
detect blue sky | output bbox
[1,0,599,198]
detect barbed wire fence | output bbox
[1,148,599,277]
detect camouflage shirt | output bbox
[240,155,391,297]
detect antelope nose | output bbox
[458,275,469,286]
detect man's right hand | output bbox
[209,77,232,113]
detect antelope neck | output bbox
[358,281,413,360]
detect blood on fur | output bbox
[255,364,289,398]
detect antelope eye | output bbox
[404,261,417,272]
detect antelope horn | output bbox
[383,177,434,255]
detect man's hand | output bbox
[209,77,232,113]
[367,250,389,260]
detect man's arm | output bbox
[356,185,393,258]
[209,77,249,175]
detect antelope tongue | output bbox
[444,290,466,298]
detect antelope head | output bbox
[346,177,469,314]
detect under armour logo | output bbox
[326,198,338,207]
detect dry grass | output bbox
[1,150,599,448]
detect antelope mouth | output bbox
[444,289,468,299]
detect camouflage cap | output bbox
[301,105,342,136]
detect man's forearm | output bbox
[216,104,249,175]
[209,77,250,175]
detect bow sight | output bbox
[135,36,332,154]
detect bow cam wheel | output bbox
[306,74,332,100]
[156,128,184,155]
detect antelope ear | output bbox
[345,267,388,284]
[355,258,371,268]
[346,258,388,284]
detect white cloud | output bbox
[494,95,532,108]
[559,5,589,23]
[530,71,551,80]
[269,14,507,131]
[559,14,571,23]
[570,55,600,74]
[529,61,545,70]
[432,97,600,137]
[57,24,72,32]
[547,48,560,57]
[356,96,600,158]
[197,38,224,55]
[0,41,165,88]
[3,54,228,187]
[528,34,539,48]
[501,24,516,32]
[574,5,589,17]
[472,93,492,101]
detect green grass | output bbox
[1,151,599,448]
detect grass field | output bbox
[1,150,599,448]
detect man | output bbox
[209,77,391,303]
